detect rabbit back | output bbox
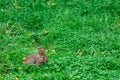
[24,54,39,65]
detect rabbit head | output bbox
[39,48,48,63]
[41,55,48,63]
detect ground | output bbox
[0,0,120,80]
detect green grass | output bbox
[0,0,120,80]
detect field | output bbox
[0,0,120,80]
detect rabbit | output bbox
[24,48,48,66]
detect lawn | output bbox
[0,0,120,80]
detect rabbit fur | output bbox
[24,48,48,66]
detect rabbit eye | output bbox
[42,56,45,59]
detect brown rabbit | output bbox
[24,48,48,66]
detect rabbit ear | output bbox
[39,48,45,55]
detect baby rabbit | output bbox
[24,48,48,66]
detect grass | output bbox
[0,0,120,80]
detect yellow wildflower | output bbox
[23,57,26,60]
[78,52,82,55]
[44,30,48,34]
[28,33,32,36]
[77,50,83,56]
[6,30,11,34]
[51,50,56,53]
[51,2,56,6]
[15,6,22,10]
[47,1,56,6]
[23,62,25,64]
[73,76,79,78]
[9,73,12,75]
[11,25,15,28]
[18,67,22,71]
[15,77,19,80]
